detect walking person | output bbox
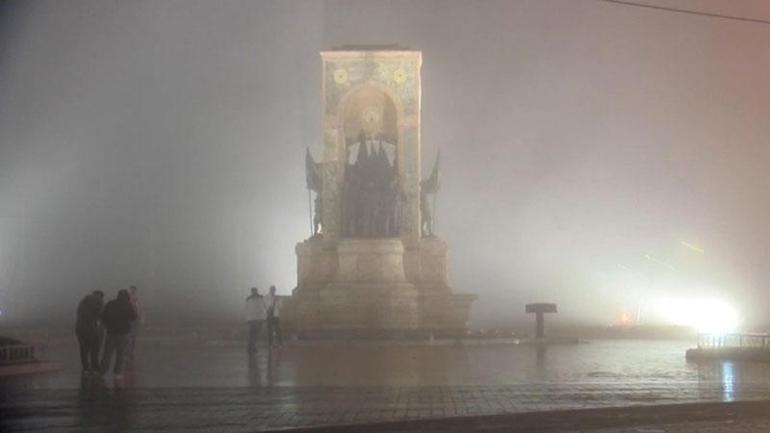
[244,287,266,355]
[100,289,137,379]
[127,285,143,363]
[264,285,283,347]
[75,290,104,374]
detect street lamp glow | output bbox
[656,298,739,335]
[689,299,739,335]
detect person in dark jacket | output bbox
[99,289,137,377]
[75,290,104,373]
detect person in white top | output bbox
[244,287,267,354]
[264,285,282,347]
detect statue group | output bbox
[306,136,439,240]
[342,131,400,238]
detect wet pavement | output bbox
[16,338,766,388]
[597,421,770,433]
[4,338,770,431]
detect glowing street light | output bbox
[691,299,738,335]
[655,297,739,335]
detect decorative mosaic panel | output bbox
[323,54,420,118]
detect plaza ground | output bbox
[3,335,770,431]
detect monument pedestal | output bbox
[285,237,475,337]
[318,238,419,331]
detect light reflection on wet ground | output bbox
[6,339,770,431]
[16,338,770,390]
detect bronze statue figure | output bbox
[420,151,440,238]
[342,131,400,238]
[305,148,323,236]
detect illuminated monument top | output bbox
[318,48,422,243]
[284,48,475,336]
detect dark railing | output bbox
[0,344,37,365]
[697,332,770,350]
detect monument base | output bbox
[284,237,476,337]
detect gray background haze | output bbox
[1,0,769,329]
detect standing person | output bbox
[264,285,283,347]
[75,290,104,374]
[127,285,142,363]
[100,290,137,379]
[244,287,266,354]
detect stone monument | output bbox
[284,47,476,336]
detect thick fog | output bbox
[1,0,769,329]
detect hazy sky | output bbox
[1,0,769,329]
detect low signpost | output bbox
[525,303,558,339]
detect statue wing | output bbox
[305,148,322,192]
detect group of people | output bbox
[76,283,279,377]
[244,285,282,353]
[75,286,141,379]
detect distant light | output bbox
[656,298,738,335]
[620,312,632,325]
[691,300,738,334]
[679,240,705,255]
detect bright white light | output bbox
[692,299,739,334]
[654,297,739,335]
